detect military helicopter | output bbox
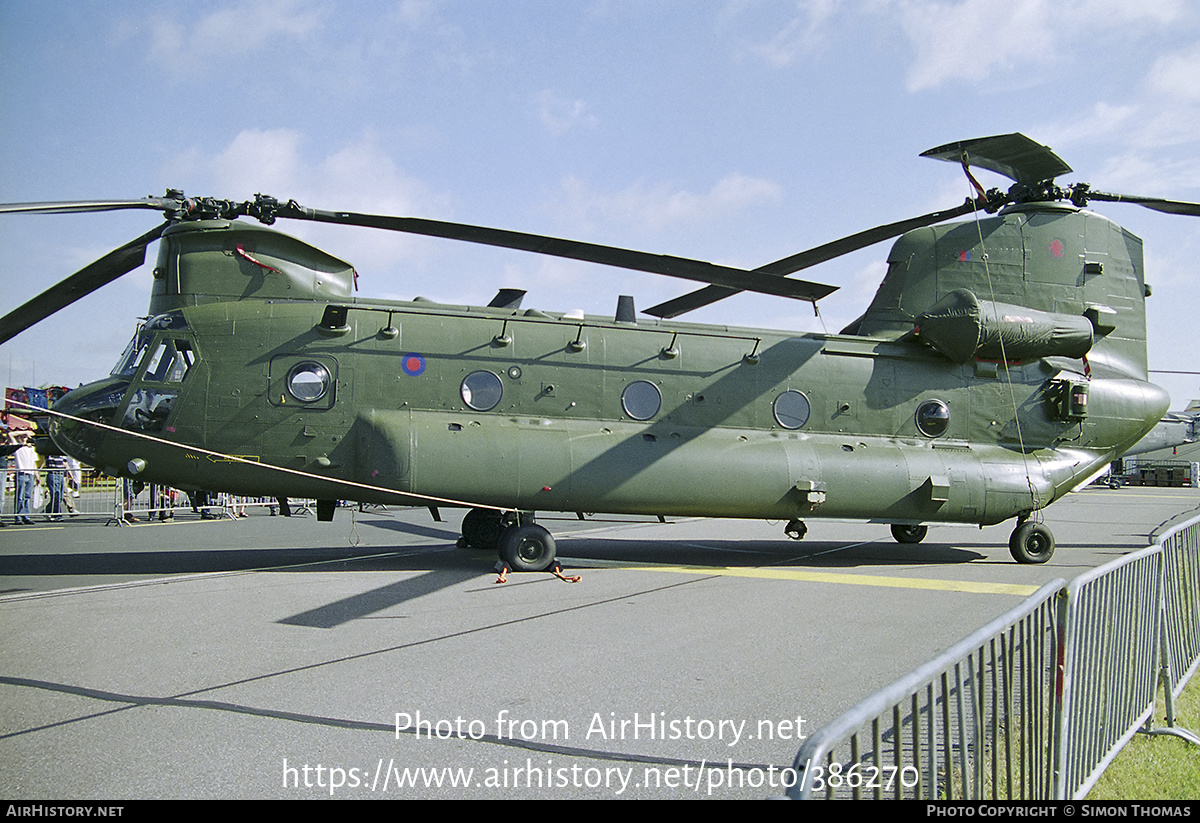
[2,134,1193,571]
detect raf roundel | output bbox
[402,353,427,376]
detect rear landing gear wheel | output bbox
[891,524,928,544]
[784,519,807,540]
[460,507,504,550]
[499,523,557,572]
[1009,522,1055,564]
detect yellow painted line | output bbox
[563,557,1040,596]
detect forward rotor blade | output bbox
[645,198,985,319]
[1080,190,1200,217]
[0,197,183,216]
[0,222,168,345]
[275,204,837,303]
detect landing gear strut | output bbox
[459,508,557,572]
[1009,520,1055,564]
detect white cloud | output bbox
[746,0,841,67]
[1036,41,1200,193]
[897,0,1184,92]
[554,173,784,233]
[146,0,326,66]
[163,129,453,279]
[535,90,599,136]
[1148,44,1200,101]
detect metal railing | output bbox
[114,487,313,524]
[786,580,1065,799]
[1150,513,1200,740]
[1057,544,1163,797]
[788,512,1200,800]
[3,467,312,524]
[2,466,115,521]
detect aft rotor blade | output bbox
[645,198,984,319]
[1080,189,1200,217]
[0,222,168,345]
[276,204,837,303]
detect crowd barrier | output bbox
[788,512,1200,800]
[3,467,311,524]
[2,466,116,521]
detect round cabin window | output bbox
[461,370,504,411]
[773,390,811,429]
[621,380,662,421]
[286,361,331,403]
[916,399,951,438]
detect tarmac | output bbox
[2,486,1198,799]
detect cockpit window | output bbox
[112,333,195,383]
[122,388,178,433]
[144,340,194,383]
[111,330,151,377]
[111,314,191,379]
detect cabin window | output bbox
[622,380,662,421]
[773,390,811,429]
[916,399,951,438]
[461,370,503,411]
[287,361,332,403]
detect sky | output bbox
[1,0,1198,410]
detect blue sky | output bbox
[2,0,1198,409]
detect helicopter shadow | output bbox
[558,537,987,568]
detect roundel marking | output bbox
[402,353,427,376]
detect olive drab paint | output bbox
[12,134,1186,567]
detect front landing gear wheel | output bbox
[784,519,807,540]
[499,523,557,572]
[1009,522,1055,564]
[891,524,928,544]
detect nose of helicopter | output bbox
[49,377,131,465]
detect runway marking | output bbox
[561,557,1040,596]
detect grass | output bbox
[1087,676,1200,800]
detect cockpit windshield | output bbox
[110,313,193,380]
[111,329,151,377]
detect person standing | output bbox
[0,422,16,526]
[63,455,81,516]
[44,452,66,521]
[11,428,37,525]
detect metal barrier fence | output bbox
[2,466,117,521]
[3,467,312,524]
[788,513,1200,800]
[785,580,1065,799]
[115,487,312,523]
[1151,513,1200,742]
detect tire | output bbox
[461,508,503,550]
[1009,522,1055,564]
[891,524,928,544]
[499,523,557,572]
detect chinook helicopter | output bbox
[1,134,1192,570]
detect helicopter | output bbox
[1,133,1192,571]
